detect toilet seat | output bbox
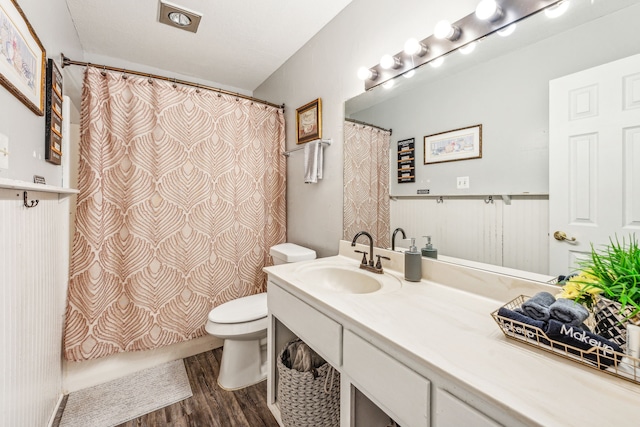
[209,293,267,324]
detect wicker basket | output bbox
[277,344,340,427]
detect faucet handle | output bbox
[354,250,368,265]
[375,255,391,269]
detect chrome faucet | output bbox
[392,227,406,251]
[351,231,389,274]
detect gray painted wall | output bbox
[0,0,84,185]
[254,0,478,257]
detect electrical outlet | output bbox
[0,133,8,169]
[456,176,469,189]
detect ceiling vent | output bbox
[158,1,202,33]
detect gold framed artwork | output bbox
[296,98,322,144]
[0,0,46,115]
[424,124,482,164]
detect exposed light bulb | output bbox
[403,69,416,79]
[382,80,395,89]
[475,0,503,22]
[434,20,461,41]
[380,54,395,70]
[404,38,427,56]
[380,54,402,69]
[545,1,570,18]
[497,23,516,37]
[357,67,377,81]
[430,57,445,68]
[459,42,477,55]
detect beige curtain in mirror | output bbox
[64,67,286,361]
[343,121,391,248]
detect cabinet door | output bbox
[343,329,430,427]
[268,282,342,366]
[436,388,501,427]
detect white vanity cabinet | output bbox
[267,282,342,366]
[267,276,504,427]
[343,329,430,427]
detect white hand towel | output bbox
[304,141,323,183]
[316,141,324,180]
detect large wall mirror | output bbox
[344,0,640,281]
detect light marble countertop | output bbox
[265,241,640,427]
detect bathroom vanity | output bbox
[264,241,640,427]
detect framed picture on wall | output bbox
[296,98,322,144]
[45,58,63,165]
[0,0,46,115]
[424,124,482,164]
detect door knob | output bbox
[553,231,576,242]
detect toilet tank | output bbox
[270,243,316,265]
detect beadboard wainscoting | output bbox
[390,196,549,275]
[0,188,71,427]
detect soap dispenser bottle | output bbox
[421,236,438,259]
[404,238,422,282]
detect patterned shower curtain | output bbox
[64,67,286,361]
[343,121,391,248]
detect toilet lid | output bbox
[208,293,267,324]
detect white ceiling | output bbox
[65,0,352,92]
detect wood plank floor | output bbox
[55,348,279,427]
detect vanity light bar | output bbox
[362,0,565,91]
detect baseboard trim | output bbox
[47,394,66,427]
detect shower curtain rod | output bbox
[345,118,392,135]
[60,54,285,110]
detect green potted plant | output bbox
[575,233,640,347]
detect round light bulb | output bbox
[434,20,454,39]
[168,12,191,27]
[497,23,516,37]
[459,42,477,55]
[357,67,373,80]
[430,57,445,68]
[475,0,501,21]
[404,38,421,55]
[380,54,395,70]
[403,69,416,79]
[545,1,570,19]
[382,80,395,89]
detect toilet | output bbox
[205,243,316,390]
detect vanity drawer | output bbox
[267,282,342,367]
[343,329,430,427]
[436,388,500,427]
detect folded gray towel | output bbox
[549,298,589,326]
[521,291,556,321]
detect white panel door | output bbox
[549,53,640,276]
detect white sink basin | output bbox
[305,267,381,293]
[295,261,402,294]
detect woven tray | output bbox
[492,295,640,385]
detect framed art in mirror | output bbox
[296,98,322,144]
[424,124,482,165]
[0,0,46,115]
